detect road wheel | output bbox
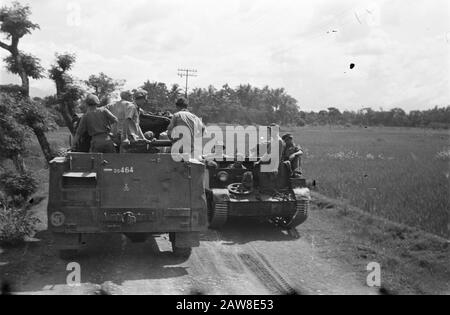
[208,201,228,229]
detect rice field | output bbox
[285,126,450,238]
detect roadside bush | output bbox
[0,172,37,206]
[0,206,39,246]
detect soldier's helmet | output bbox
[120,91,132,101]
[85,94,100,106]
[133,89,148,100]
[176,97,188,108]
[282,134,293,141]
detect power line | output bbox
[177,69,198,98]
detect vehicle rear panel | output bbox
[48,153,207,234]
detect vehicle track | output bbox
[210,228,308,295]
[238,252,295,295]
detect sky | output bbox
[0,0,449,112]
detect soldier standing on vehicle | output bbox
[167,97,205,159]
[124,89,147,142]
[72,94,118,153]
[106,91,133,145]
[281,133,303,177]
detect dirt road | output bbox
[0,195,448,295]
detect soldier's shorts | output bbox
[90,134,116,153]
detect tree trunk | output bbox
[12,154,26,174]
[19,71,30,98]
[31,127,54,163]
[60,102,76,135]
[11,46,30,98]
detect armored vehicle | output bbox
[48,122,207,258]
[203,128,311,230]
[205,159,310,230]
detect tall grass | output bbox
[288,126,449,238]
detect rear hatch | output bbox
[100,154,191,210]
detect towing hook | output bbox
[122,212,137,225]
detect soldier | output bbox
[167,97,205,158]
[106,91,133,145]
[255,124,285,190]
[72,94,118,153]
[281,133,303,177]
[123,89,146,142]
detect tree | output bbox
[186,83,302,125]
[168,84,182,106]
[0,2,43,97]
[85,72,125,106]
[318,110,329,125]
[0,2,55,164]
[327,107,342,125]
[49,53,84,135]
[0,93,29,173]
[141,80,170,112]
[17,99,56,163]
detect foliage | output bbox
[139,80,181,112]
[85,72,125,105]
[188,84,301,126]
[36,95,64,126]
[48,53,78,92]
[0,91,55,163]
[0,83,25,96]
[0,1,43,97]
[302,106,450,129]
[48,53,84,133]
[3,52,44,79]
[17,98,55,133]
[0,92,30,161]
[0,1,39,39]
[0,171,37,206]
[0,206,39,245]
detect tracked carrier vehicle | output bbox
[204,127,311,230]
[205,159,310,230]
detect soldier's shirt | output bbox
[167,109,205,141]
[125,103,145,141]
[105,100,132,136]
[282,144,302,161]
[76,107,117,137]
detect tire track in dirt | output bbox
[187,230,271,295]
[237,252,295,295]
[209,228,309,295]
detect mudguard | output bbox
[211,188,231,203]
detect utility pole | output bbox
[177,69,198,98]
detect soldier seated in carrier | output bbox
[280,133,303,177]
[72,94,118,153]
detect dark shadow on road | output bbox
[0,231,189,294]
[207,218,304,245]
